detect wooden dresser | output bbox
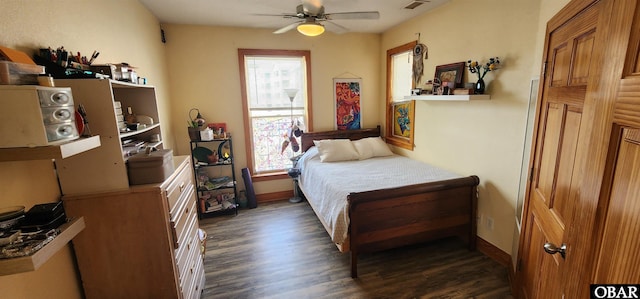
[62,156,204,299]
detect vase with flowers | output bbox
[467,57,501,94]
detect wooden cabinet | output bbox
[55,79,163,194]
[51,79,204,298]
[62,156,204,299]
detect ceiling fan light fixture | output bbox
[297,20,325,36]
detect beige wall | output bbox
[379,0,568,258]
[381,0,542,254]
[508,0,572,269]
[0,1,169,298]
[162,24,381,193]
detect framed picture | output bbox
[391,100,415,141]
[434,62,465,87]
[207,122,227,137]
[333,78,362,130]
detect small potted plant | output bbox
[188,108,206,141]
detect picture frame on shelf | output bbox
[207,122,227,138]
[434,62,465,88]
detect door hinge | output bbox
[516,258,522,272]
[542,61,548,77]
[529,167,534,182]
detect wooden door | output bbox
[590,0,640,288]
[517,2,601,298]
[593,128,640,283]
[519,0,640,297]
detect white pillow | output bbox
[368,137,394,157]
[353,137,393,160]
[313,139,360,162]
[352,138,375,160]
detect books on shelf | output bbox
[203,179,234,191]
[453,88,474,95]
[199,191,236,213]
[198,175,235,191]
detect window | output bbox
[238,49,313,179]
[391,50,413,101]
[385,41,416,150]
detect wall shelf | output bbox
[0,217,85,276]
[0,136,101,162]
[120,123,161,139]
[404,94,491,101]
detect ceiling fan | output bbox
[256,0,380,36]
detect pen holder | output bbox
[33,55,96,79]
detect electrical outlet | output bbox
[486,217,494,230]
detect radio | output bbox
[0,85,79,148]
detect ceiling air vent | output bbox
[404,0,430,9]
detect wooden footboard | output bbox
[348,175,479,278]
[299,126,479,278]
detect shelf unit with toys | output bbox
[190,137,238,217]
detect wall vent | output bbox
[404,0,430,9]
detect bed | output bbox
[297,126,479,278]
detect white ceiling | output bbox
[138,0,449,34]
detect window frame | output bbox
[385,41,416,150]
[238,49,314,181]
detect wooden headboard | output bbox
[300,126,381,152]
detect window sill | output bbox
[251,171,290,182]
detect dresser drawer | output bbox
[184,251,204,299]
[180,233,204,299]
[169,183,195,249]
[176,214,199,277]
[192,256,205,299]
[172,195,197,250]
[166,161,194,215]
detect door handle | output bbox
[543,242,566,259]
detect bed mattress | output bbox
[297,147,461,245]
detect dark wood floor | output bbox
[199,200,513,299]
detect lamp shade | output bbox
[297,21,325,37]
[284,88,299,100]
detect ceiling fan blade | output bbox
[254,13,300,19]
[324,20,349,34]
[326,11,380,20]
[274,21,302,34]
